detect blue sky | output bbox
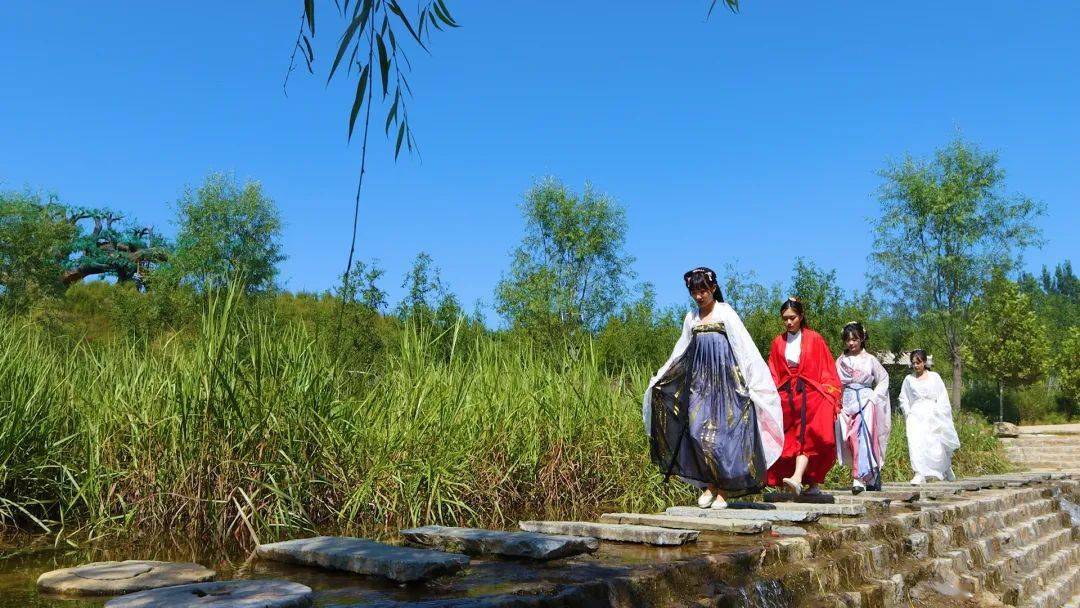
[3,2,1077,317]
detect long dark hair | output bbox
[841,321,868,353]
[909,348,929,368]
[779,297,808,328]
[684,267,724,303]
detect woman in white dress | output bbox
[835,322,891,494]
[897,349,960,484]
[644,267,784,509]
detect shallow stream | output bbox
[0,533,769,607]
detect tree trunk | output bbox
[998,381,1004,423]
[950,354,963,411]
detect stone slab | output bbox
[773,525,809,536]
[400,525,597,560]
[255,536,469,583]
[666,506,821,523]
[825,489,917,502]
[882,483,963,495]
[757,501,866,516]
[37,560,215,596]
[599,512,770,534]
[517,521,698,546]
[763,493,836,504]
[105,580,312,608]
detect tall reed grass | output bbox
[0,289,688,549]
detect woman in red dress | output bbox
[765,298,842,495]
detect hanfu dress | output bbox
[765,328,842,487]
[898,371,960,480]
[644,304,784,494]
[836,352,891,487]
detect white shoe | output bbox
[781,477,802,495]
[910,474,926,486]
[852,479,866,495]
[710,495,728,509]
[697,489,715,508]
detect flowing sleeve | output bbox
[933,373,953,413]
[719,304,784,467]
[642,311,693,433]
[871,356,890,406]
[897,376,910,416]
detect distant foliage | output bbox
[0,191,73,310]
[595,284,682,374]
[166,173,285,293]
[964,270,1048,420]
[870,137,1044,408]
[496,177,634,339]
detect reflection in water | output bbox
[0,531,773,607]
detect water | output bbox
[0,533,767,607]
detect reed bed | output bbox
[0,291,687,549]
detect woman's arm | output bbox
[871,355,890,403]
[897,376,910,416]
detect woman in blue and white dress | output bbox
[643,267,784,509]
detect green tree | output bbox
[719,263,782,353]
[0,192,73,309]
[397,251,453,318]
[496,177,633,337]
[964,271,1048,422]
[1051,327,1080,408]
[595,283,681,373]
[167,173,285,293]
[870,137,1044,409]
[788,258,876,355]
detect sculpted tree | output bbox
[1,191,169,309]
[869,138,1044,409]
[496,178,633,337]
[166,173,285,293]
[62,207,170,286]
[964,271,1048,422]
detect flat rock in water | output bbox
[255,536,469,583]
[37,560,215,596]
[400,525,597,560]
[763,493,836,504]
[760,501,866,516]
[666,506,820,523]
[518,521,698,546]
[599,512,770,534]
[105,580,312,608]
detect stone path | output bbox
[254,536,469,583]
[37,560,215,596]
[518,520,699,546]
[400,525,598,560]
[104,580,312,608]
[666,505,821,523]
[599,512,770,534]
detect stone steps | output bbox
[769,484,1074,607]
[979,527,1075,592]
[1023,553,1080,608]
[1002,543,1080,606]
